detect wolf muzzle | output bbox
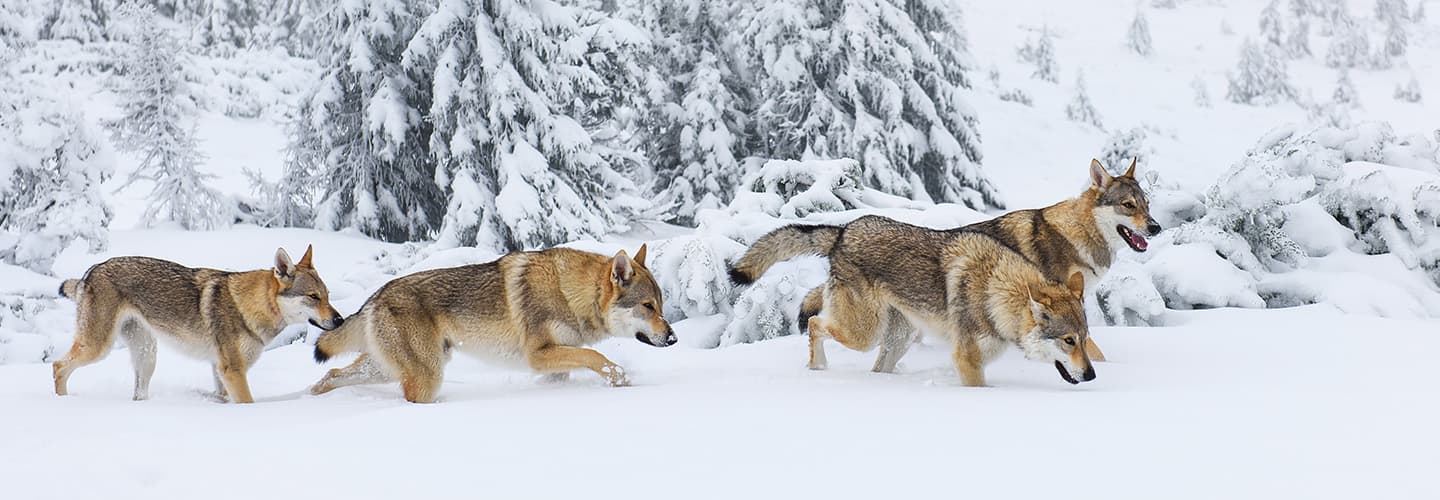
[310,315,344,331]
[635,330,678,348]
[1055,361,1096,384]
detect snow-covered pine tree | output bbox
[1289,0,1312,17]
[0,90,113,274]
[1384,19,1407,57]
[1324,15,1369,68]
[1099,127,1149,171]
[1192,76,1212,107]
[1284,13,1311,58]
[40,0,109,42]
[741,0,1001,210]
[0,2,30,50]
[1228,37,1295,105]
[1333,68,1358,107]
[107,3,228,230]
[411,0,651,251]
[193,0,263,52]
[1260,0,1284,47]
[1019,26,1060,83]
[1066,71,1103,129]
[286,0,441,243]
[1128,7,1153,56]
[632,0,748,226]
[1375,0,1411,24]
[1394,75,1422,102]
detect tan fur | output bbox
[781,159,1161,365]
[799,217,1095,386]
[53,245,344,403]
[309,245,674,403]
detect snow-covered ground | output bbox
[3,304,1437,499]
[5,0,1440,498]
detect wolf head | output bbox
[1089,159,1162,253]
[1018,272,1096,385]
[604,244,677,348]
[273,245,344,331]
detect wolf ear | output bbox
[274,248,295,280]
[1123,158,1137,178]
[634,243,648,269]
[612,249,635,285]
[1089,159,1114,189]
[297,244,314,268]
[1066,272,1085,299]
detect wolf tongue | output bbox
[1128,231,1149,251]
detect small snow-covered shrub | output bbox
[734,158,867,219]
[999,88,1033,106]
[1228,38,1295,105]
[646,235,746,322]
[195,47,321,121]
[0,88,113,274]
[1099,127,1151,171]
[1111,122,1440,321]
[1394,76,1422,103]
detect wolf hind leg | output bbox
[53,301,121,396]
[808,284,885,370]
[871,309,916,374]
[118,318,156,401]
[310,354,396,395]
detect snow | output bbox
[4,0,1440,497]
[2,305,1437,499]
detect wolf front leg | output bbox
[527,345,630,387]
[215,343,261,404]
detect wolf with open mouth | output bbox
[753,158,1161,371]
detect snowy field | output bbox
[2,305,1438,499]
[5,0,1440,498]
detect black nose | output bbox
[1146,222,1162,236]
[331,316,344,327]
[665,332,677,345]
[1082,364,1096,382]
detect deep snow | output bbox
[2,305,1437,499]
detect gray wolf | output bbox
[309,245,675,403]
[54,245,344,403]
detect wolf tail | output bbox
[728,224,841,286]
[58,279,83,300]
[313,311,366,363]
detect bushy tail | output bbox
[313,312,366,363]
[58,279,82,300]
[728,224,841,285]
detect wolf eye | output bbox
[643,302,656,311]
[1122,201,1136,209]
[307,293,321,301]
[1063,337,1077,346]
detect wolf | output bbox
[53,245,345,403]
[736,216,1096,385]
[732,158,1159,367]
[309,245,675,403]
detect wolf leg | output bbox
[310,354,395,395]
[53,301,120,396]
[809,284,884,370]
[216,346,257,404]
[118,319,156,401]
[527,345,629,387]
[871,310,916,374]
[952,337,987,387]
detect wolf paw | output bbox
[600,365,630,387]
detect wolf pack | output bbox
[50,159,1160,403]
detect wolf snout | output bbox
[1146,222,1162,236]
[310,315,344,331]
[1082,364,1096,382]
